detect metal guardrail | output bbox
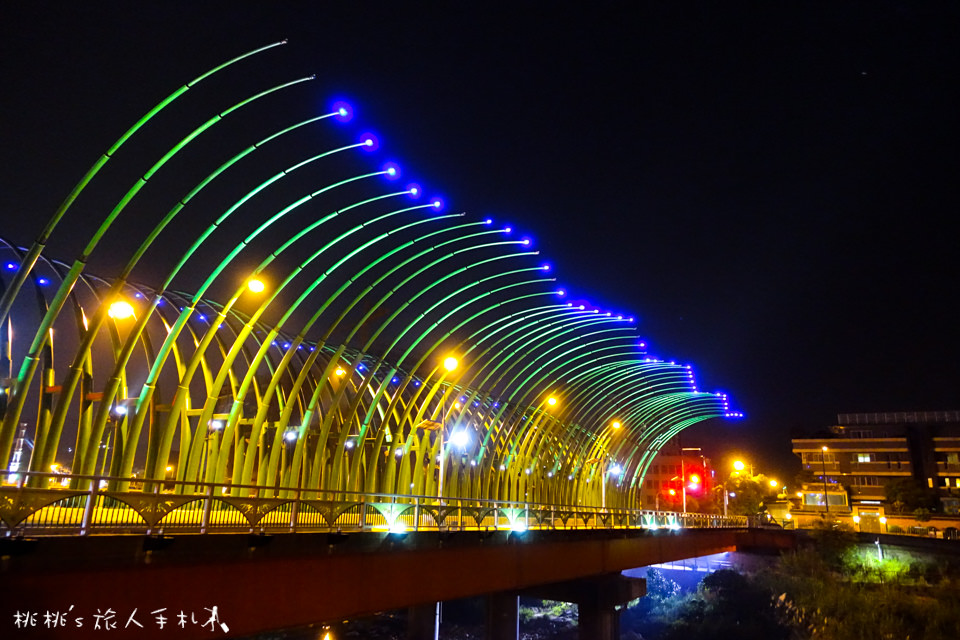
[0,470,748,537]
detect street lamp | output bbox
[821,445,830,513]
[437,356,459,502]
[246,277,266,293]
[107,300,135,320]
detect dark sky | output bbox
[2,2,959,478]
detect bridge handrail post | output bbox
[413,496,420,532]
[79,475,99,536]
[200,483,214,534]
[289,486,300,533]
[359,499,367,532]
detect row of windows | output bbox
[800,452,909,465]
[647,464,683,476]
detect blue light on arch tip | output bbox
[331,100,354,122]
[405,183,422,199]
[37,278,50,286]
[541,263,551,272]
[430,197,445,212]
[4,262,17,271]
[381,161,401,180]
[359,132,379,152]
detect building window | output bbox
[857,453,872,463]
[948,454,959,465]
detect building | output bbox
[641,447,714,511]
[792,411,960,519]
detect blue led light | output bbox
[4,262,17,271]
[331,100,354,122]
[391,377,399,384]
[413,380,421,387]
[484,218,493,225]
[541,263,551,271]
[405,183,421,199]
[37,278,49,286]
[430,197,445,212]
[556,289,566,297]
[504,226,512,234]
[283,342,291,349]
[359,132,379,152]
[382,161,401,180]
[521,237,531,246]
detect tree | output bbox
[885,477,936,514]
[725,472,779,516]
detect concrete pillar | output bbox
[407,602,436,640]
[577,598,619,640]
[485,592,519,640]
[526,573,645,640]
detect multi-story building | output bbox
[792,411,960,518]
[641,447,714,511]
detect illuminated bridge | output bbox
[0,42,752,638]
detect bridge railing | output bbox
[0,470,748,537]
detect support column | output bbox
[407,603,436,640]
[526,573,645,640]
[577,598,619,640]
[485,592,519,640]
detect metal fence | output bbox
[0,471,747,537]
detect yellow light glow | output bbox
[547,396,557,406]
[335,367,345,377]
[166,465,173,472]
[853,515,861,523]
[443,356,458,371]
[822,445,828,452]
[247,278,266,293]
[454,402,461,409]
[50,463,59,472]
[879,517,887,524]
[107,301,135,319]
[785,513,792,520]
[668,488,676,496]
[733,460,745,472]
[689,474,700,484]
[769,479,778,488]
[612,421,621,429]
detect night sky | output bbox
[2,2,958,478]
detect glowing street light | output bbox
[546,396,557,407]
[611,420,621,429]
[443,356,458,372]
[107,300,135,320]
[246,277,266,293]
[733,460,746,472]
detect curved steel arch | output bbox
[0,45,742,511]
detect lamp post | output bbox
[821,445,830,513]
[437,356,458,503]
